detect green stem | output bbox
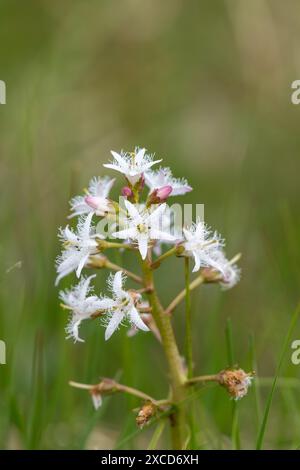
[185,258,193,379]
[166,274,204,315]
[89,256,143,284]
[151,246,178,269]
[141,259,187,450]
[69,380,168,407]
[98,241,136,251]
[186,374,219,386]
[105,260,143,284]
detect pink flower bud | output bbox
[121,187,133,198]
[156,185,172,201]
[147,185,173,206]
[85,195,101,210]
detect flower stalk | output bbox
[166,273,205,315]
[88,255,143,284]
[185,257,193,379]
[56,145,247,450]
[151,245,184,270]
[69,378,170,408]
[141,258,187,449]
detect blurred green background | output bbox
[1,0,300,449]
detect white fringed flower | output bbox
[145,167,192,196]
[60,275,104,342]
[99,271,149,341]
[104,147,162,185]
[112,200,176,259]
[153,209,182,256]
[69,176,115,218]
[183,220,223,273]
[55,213,102,285]
[209,250,241,289]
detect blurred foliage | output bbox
[0,0,300,449]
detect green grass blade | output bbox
[27,331,44,449]
[249,334,262,428]
[256,302,300,450]
[147,420,166,450]
[225,318,235,367]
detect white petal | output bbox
[202,252,224,274]
[112,271,125,297]
[55,250,81,285]
[110,151,127,168]
[171,185,193,196]
[154,168,168,186]
[81,212,94,238]
[79,274,96,301]
[147,203,166,224]
[138,237,148,259]
[69,196,90,218]
[97,297,116,310]
[102,177,115,197]
[68,207,91,219]
[64,226,78,243]
[67,319,84,343]
[91,393,102,410]
[103,163,126,174]
[150,229,176,241]
[135,148,146,165]
[195,222,206,238]
[55,271,68,286]
[128,306,149,332]
[124,200,142,222]
[89,176,115,198]
[105,310,124,340]
[192,251,201,272]
[183,228,193,241]
[112,227,137,240]
[144,172,155,190]
[144,159,162,170]
[76,253,89,278]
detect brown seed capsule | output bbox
[218,368,254,400]
[136,401,157,428]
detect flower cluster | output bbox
[56,147,240,342]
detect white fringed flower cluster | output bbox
[56,147,240,342]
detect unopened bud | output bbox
[85,195,100,209]
[84,195,112,215]
[121,186,133,198]
[148,185,172,205]
[156,185,173,200]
